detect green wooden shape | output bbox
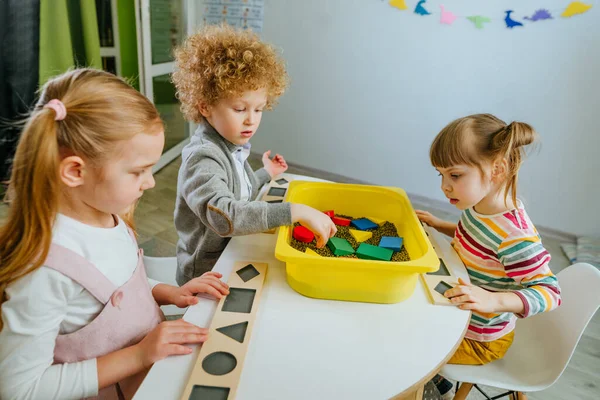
[327,237,355,256]
[356,243,393,261]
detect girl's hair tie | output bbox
[43,99,67,121]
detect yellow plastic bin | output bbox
[275,181,439,304]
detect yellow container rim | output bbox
[275,181,440,273]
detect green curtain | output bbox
[117,0,140,90]
[39,0,101,85]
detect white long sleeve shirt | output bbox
[0,214,160,400]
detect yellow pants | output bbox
[448,331,515,365]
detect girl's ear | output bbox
[491,158,508,183]
[59,156,86,188]
[198,102,211,118]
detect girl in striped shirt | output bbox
[416,114,561,398]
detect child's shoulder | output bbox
[8,265,78,308]
[181,134,229,167]
[464,204,539,246]
[495,206,543,253]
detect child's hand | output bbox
[416,210,457,238]
[445,278,500,313]
[415,210,444,230]
[173,272,230,307]
[291,204,337,248]
[262,150,288,177]
[135,320,208,367]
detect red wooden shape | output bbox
[293,225,315,243]
[331,216,351,226]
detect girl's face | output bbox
[200,88,268,146]
[436,163,497,212]
[82,130,165,216]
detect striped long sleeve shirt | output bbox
[451,204,562,342]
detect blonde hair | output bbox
[0,69,163,329]
[173,24,289,123]
[430,113,537,207]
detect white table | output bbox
[135,175,470,400]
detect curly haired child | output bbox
[172,25,336,285]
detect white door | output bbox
[136,0,197,171]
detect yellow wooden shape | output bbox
[369,217,386,226]
[305,248,320,256]
[562,1,592,17]
[389,0,408,10]
[349,229,372,243]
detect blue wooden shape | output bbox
[379,236,403,252]
[350,218,378,231]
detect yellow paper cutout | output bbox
[389,0,408,11]
[561,1,593,17]
[349,229,373,243]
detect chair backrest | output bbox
[513,263,600,385]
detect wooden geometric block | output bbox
[331,216,351,226]
[369,217,387,226]
[323,210,335,218]
[379,236,403,252]
[180,262,268,400]
[327,237,355,256]
[356,243,393,261]
[350,218,378,231]
[305,247,320,256]
[293,226,314,243]
[349,229,372,243]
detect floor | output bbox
[1,155,597,399]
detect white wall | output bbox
[205,0,600,236]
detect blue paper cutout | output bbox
[524,9,553,21]
[504,10,524,28]
[414,0,430,16]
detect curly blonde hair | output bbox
[173,24,289,123]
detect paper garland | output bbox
[386,0,593,29]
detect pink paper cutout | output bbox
[440,5,457,25]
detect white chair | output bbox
[440,263,600,400]
[144,256,188,317]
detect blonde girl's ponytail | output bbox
[0,106,62,329]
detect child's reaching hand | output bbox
[262,150,288,178]
[415,210,457,238]
[291,204,337,248]
[172,271,230,307]
[415,210,444,229]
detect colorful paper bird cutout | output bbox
[504,10,523,28]
[561,1,593,17]
[389,0,408,11]
[467,15,492,29]
[524,9,553,21]
[439,5,457,25]
[414,0,430,16]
